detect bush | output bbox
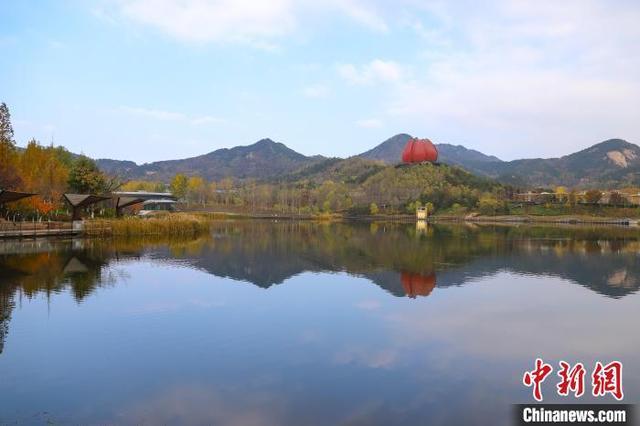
[478,195,500,215]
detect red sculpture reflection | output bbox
[400,272,436,298]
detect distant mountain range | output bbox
[357,134,640,187]
[482,139,640,188]
[96,134,640,188]
[97,138,327,181]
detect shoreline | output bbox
[186,210,640,226]
[431,214,639,226]
[2,211,638,241]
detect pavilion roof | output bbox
[63,193,111,208]
[0,190,36,205]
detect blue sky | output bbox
[1,0,639,163]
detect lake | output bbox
[1,221,639,425]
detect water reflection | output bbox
[1,222,639,424]
[2,222,639,355]
[158,221,640,299]
[400,272,436,298]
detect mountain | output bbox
[481,139,640,188]
[356,133,412,163]
[356,133,502,175]
[96,159,138,177]
[95,135,640,188]
[356,135,640,187]
[97,138,325,181]
[436,143,502,170]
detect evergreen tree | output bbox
[0,102,21,189]
[0,102,15,146]
[67,156,107,194]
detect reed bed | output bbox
[85,213,211,237]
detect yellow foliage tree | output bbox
[187,176,206,205]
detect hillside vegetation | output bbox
[148,156,505,216]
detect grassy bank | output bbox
[84,213,211,237]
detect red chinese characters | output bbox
[557,361,586,397]
[592,361,624,400]
[523,358,553,401]
[523,359,624,402]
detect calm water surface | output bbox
[1,221,639,425]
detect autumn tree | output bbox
[19,139,70,213]
[609,192,629,206]
[424,202,434,215]
[555,186,568,203]
[477,194,500,215]
[187,176,206,205]
[170,174,188,200]
[584,190,602,204]
[121,180,166,193]
[208,181,218,204]
[219,177,234,206]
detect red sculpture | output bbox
[401,138,438,163]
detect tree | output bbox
[0,103,21,189]
[19,139,69,209]
[584,190,602,204]
[0,142,21,189]
[555,186,568,202]
[609,192,629,207]
[208,181,218,204]
[67,156,107,194]
[219,177,234,206]
[187,176,206,205]
[406,200,422,214]
[0,102,14,146]
[450,202,465,214]
[425,202,434,215]
[170,174,188,200]
[477,194,500,215]
[369,203,379,215]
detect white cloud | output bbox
[337,59,403,85]
[115,0,295,46]
[381,0,640,157]
[335,0,387,33]
[356,118,383,129]
[107,0,389,47]
[301,84,330,99]
[120,106,225,126]
[101,1,640,158]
